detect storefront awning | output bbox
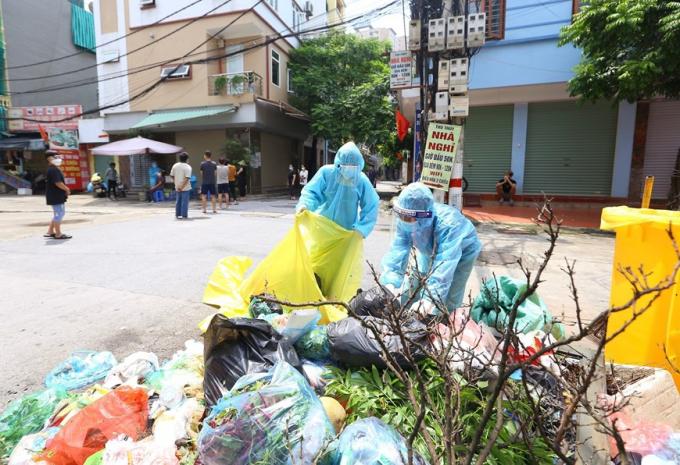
[131,105,237,129]
[0,137,46,151]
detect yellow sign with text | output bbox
[420,123,462,191]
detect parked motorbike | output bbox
[90,173,107,198]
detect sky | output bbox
[346,0,410,36]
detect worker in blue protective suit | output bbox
[296,141,380,238]
[380,182,482,316]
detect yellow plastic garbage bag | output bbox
[203,256,252,313]
[600,206,680,390]
[200,211,363,330]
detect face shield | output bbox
[337,164,360,186]
[392,203,434,235]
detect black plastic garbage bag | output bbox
[348,287,396,318]
[203,315,301,406]
[326,316,427,369]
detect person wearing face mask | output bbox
[44,150,72,240]
[380,182,481,316]
[287,164,298,200]
[296,141,380,238]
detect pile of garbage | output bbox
[2,212,678,464]
[0,277,570,465]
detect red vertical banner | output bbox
[49,128,83,191]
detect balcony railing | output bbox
[208,71,263,97]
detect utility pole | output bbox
[407,0,484,209]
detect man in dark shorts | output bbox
[496,170,517,205]
[200,150,217,214]
[44,150,72,240]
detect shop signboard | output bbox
[390,51,413,89]
[420,123,462,191]
[8,105,82,132]
[48,128,88,190]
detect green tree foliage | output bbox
[222,138,250,164]
[289,32,394,148]
[560,0,680,102]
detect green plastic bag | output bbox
[471,276,565,339]
[0,388,66,459]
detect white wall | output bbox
[94,0,132,114]
[127,0,300,47]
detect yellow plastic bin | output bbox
[601,206,680,390]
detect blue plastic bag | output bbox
[198,362,335,465]
[329,417,429,465]
[45,351,117,391]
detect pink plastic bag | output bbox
[430,309,500,371]
[607,411,673,457]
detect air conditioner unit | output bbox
[139,0,155,7]
[446,16,465,50]
[468,13,486,47]
[437,60,449,91]
[160,64,191,79]
[449,96,469,117]
[408,20,421,50]
[448,58,468,93]
[100,49,120,63]
[216,39,225,48]
[428,18,445,52]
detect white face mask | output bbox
[52,158,63,167]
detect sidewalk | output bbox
[463,204,604,230]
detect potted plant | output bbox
[228,74,246,93]
[214,75,228,94]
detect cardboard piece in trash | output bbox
[620,366,680,429]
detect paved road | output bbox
[0,195,614,407]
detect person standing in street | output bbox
[227,159,239,205]
[104,162,118,200]
[296,141,379,238]
[237,161,248,200]
[299,165,308,192]
[216,158,230,209]
[200,150,218,214]
[44,150,71,240]
[170,152,192,219]
[288,164,298,200]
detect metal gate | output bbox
[524,101,617,195]
[643,101,680,199]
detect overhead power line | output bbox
[5,0,205,70]
[7,0,398,97]
[5,0,236,83]
[4,0,400,124]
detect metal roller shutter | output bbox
[463,105,514,193]
[643,101,680,199]
[524,101,617,195]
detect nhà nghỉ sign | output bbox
[420,123,462,191]
[390,51,413,89]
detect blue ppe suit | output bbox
[296,142,380,238]
[380,183,482,312]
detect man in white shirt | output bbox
[170,152,192,219]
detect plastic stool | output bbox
[152,190,164,202]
